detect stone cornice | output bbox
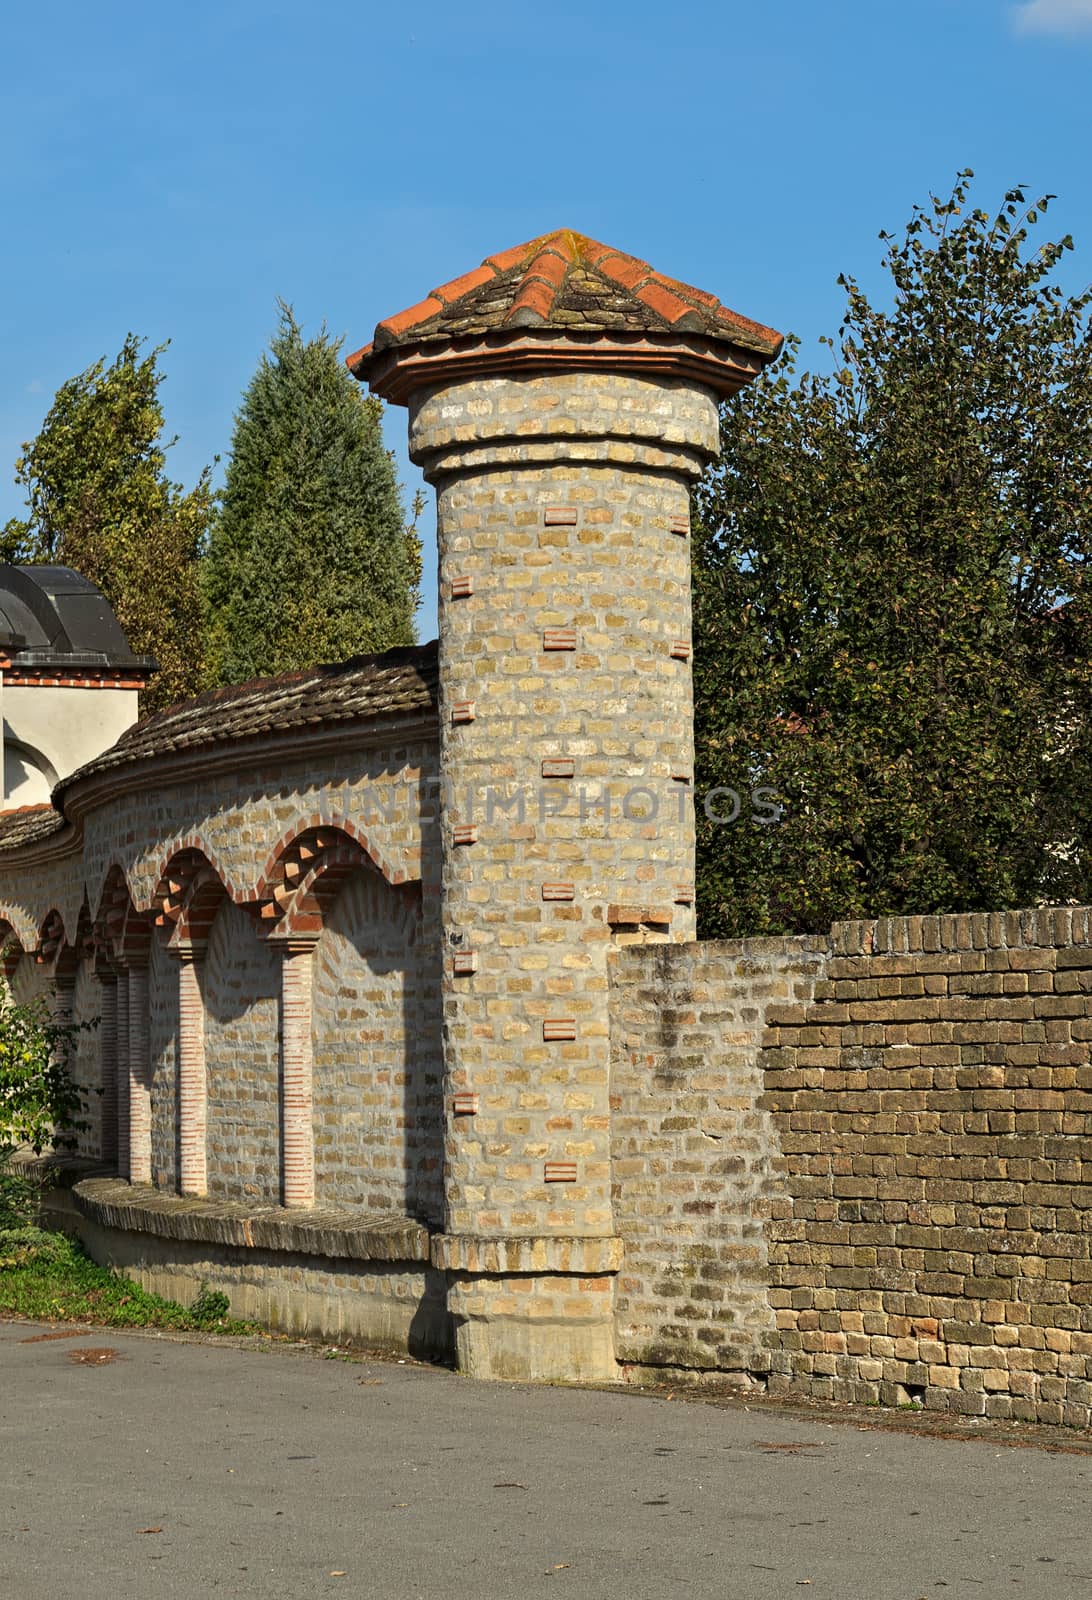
[74,1177,432,1262]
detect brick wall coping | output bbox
[431,1233,623,1275]
[73,1179,431,1264]
[831,905,1092,956]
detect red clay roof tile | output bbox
[349,229,782,376]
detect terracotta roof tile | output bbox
[348,229,782,378]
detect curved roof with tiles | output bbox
[348,230,782,403]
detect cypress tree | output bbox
[203,304,420,685]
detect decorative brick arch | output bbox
[258,815,405,897]
[0,914,27,982]
[37,901,91,976]
[255,819,408,941]
[151,832,243,912]
[94,863,151,968]
[151,848,231,953]
[0,902,40,954]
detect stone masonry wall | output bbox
[311,868,443,1223]
[609,937,826,1375]
[610,908,1092,1427]
[149,936,180,1191]
[202,899,283,1205]
[0,723,442,1228]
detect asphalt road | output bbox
[1,1320,1090,1600]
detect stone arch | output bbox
[94,863,151,968]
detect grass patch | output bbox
[0,1227,260,1335]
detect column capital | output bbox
[171,940,206,966]
[270,937,318,958]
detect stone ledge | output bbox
[73,1179,431,1264]
[431,1233,623,1276]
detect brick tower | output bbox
[350,231,780,1380]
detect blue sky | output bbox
[2,0,1091,637]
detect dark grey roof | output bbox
[0,565,152,670]
[55,640,439,799]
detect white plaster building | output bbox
[0,565,153,808]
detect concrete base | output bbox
[72,1179,453,1360]
[451,1299,618,1383]
[77,1217,452,1357]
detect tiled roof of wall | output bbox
[55,641,440,797]
[0,804,66,852]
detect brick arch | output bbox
[0,913,28,981]
[36,901,91,975]
[151,848,231,952]
[257,815,404,900]
[94,863,151,967]
[0,902,40,953]
[254,819,413,940]
[150,832,244,911]
[255,822,408,941]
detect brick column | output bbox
[51,970,76,1028]
[97,969,119,1169]
[277,940,315,1209]
[350,230,780,1381]
[175,946,207,1198]
[127,962,152,1185]
[115,968,130,1180]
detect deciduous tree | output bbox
[3,336,212,711]
[694,175,1092,936]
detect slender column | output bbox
[115,969,130,1179]
[277,940,315,1209]
[51,970,76,1028]
[127,962,152,1185]
[97,972,119,1169]
[176,946,207,1197]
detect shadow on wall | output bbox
[201,899,282,1206]
[149,936,180,1191]
[312,857,443,1225]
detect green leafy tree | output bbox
[0,988,87,1159]
[694,174,1092,937]
[203,304,420,685]
[3,336,213,711]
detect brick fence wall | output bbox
[609,937,825,1376]
[0,725,443,1225]
[610,907,1092,1426]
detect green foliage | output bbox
[0,989,89,1158]
[4,335,214,711]
[203,303,420,686]
[0,1224,73,1269]
[189,1283,231,1323]
[0,1154,44,1229]
[694,175,1092,937]
[0,1230,257,1333]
